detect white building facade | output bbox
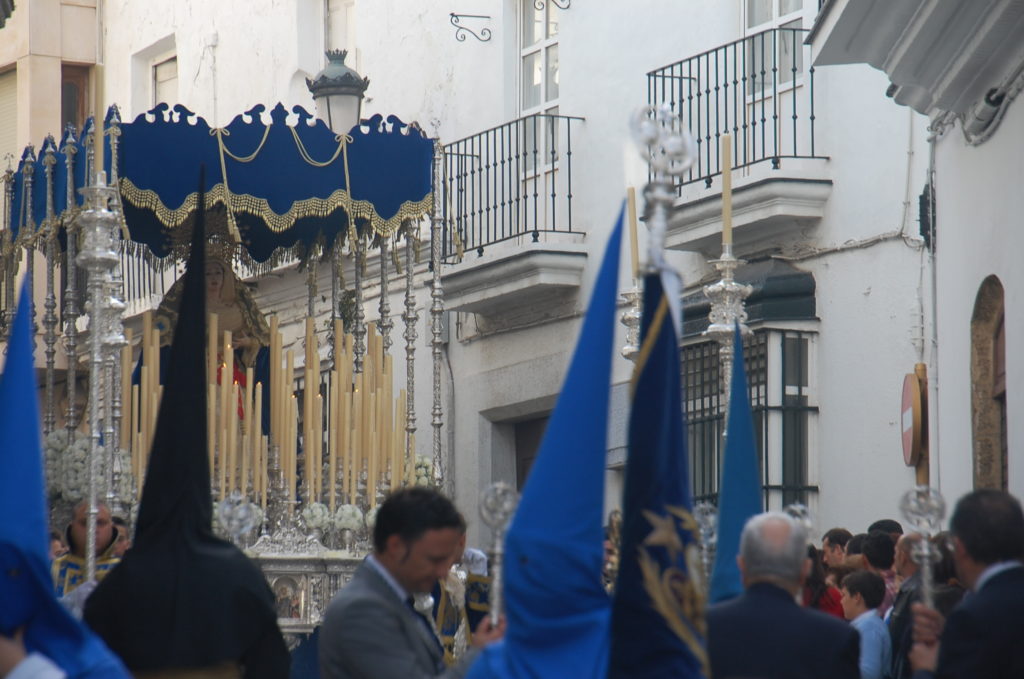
[1,0,942,543]
[811,0,1023,510]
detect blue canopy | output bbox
[5,103,433,264]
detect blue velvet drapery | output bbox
[5,103,433,263]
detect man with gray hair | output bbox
[707,512,860,679]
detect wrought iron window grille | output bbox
[684,329,818,509]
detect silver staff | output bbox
[480,481,519,626]
[900,485,946,608]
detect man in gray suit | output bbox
[320,487,505,678]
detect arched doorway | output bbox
[970,275,1007,490]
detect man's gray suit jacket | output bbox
[319,559,479,679]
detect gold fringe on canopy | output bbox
[118,177,433,240]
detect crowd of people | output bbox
[707,488,1024,679]
[3,482,1024,678]
[2,477,1023,679]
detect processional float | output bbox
[1,99,449,636]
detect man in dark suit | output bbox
[707,512,860,679]
[888,533,923,679]
[910,489,1024,679]
[319,487,505,678]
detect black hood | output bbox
[85,169,289,677]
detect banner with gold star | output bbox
[609,270,709,679]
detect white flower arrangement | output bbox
[43,430,133,505]
[364,505,380,531]
[413,455,434,488]
[333,504,364,532]
[213,496,262,540]
[301,502,332,533]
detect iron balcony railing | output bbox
[647,27,826,192]
[440,113,584,262]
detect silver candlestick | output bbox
[480,482,519,626]
[900,485,946,608]
[702,247,752,420]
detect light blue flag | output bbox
[708,322,762,603]
[467,207,623,679]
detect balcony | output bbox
[809,0,1024,117]
[439,113,588,320]
[648,27,832,256]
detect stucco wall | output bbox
[932,99,1024,501]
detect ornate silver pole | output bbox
[307,257,318,318]
[429,141,446,486]
[378,234,392,355]
[2,158,14,339]
[21,146,37,359]
[352,232,366,373]
[102,269,127,517]
[480,482,519,626]
[41,137,59,435]
[76,162,120,583]
[900,486,946,608]
[694,501,718,593]
[62,128,81,436]
[403,222,418,486]
[330,237,342,360]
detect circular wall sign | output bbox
[901,372,923,466]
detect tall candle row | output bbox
[123,311,413,513]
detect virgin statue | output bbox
[138,246,272,432]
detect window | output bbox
[153,56,178,107]
[520,0,559,173]
[684,329,817,510]
[745,0,805,95]
[61,65,89,134]
[520,0,558,114]
[518,0,565,231]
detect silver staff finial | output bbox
[628,105,696,273]
[480,481,519,626]
[900,485,947,607]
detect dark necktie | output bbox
[406,596,446,670]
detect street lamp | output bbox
[306,50,370,135]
